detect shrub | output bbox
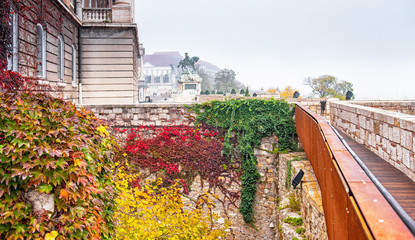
[112,163,228,239]
[244,87,250,97]
[240,89,245,94]
[123,125,240,205]
[296,227,306,235]
[230,88,236,94]
[287,193,300,211]
[205,90,210,95]
[283,217,303,226]
[0,91,118,239]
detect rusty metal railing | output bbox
[295,104,414,239]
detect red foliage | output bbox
[122,125,241,206]
[0,65,36,91]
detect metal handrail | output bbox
[295,103,414,239]
[330,125,415,235]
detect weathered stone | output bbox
[25,190,55,215]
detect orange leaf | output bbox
[59,188,69,199]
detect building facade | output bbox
[4,0,141,104]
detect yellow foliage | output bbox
[112,165,228,239]
[267,88,278,94]
[97,125,109,137]
[280,86,299,99]
[45,231,58,240]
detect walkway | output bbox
[337,129,415,220]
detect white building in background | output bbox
[143,52,220,101]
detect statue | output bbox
[177,52,199,73]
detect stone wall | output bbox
[277,153,327,240]
[83,98,336,130]
[85,103,327,239]
[82,103,193,127]
[330,101,415,181]
[181,136,279,239]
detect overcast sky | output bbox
[135,0,415,100]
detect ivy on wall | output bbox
[190,99,297,224]
[0,90,118,239]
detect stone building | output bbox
[4,0,141,104]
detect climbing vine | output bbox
[122,125,241,209]
[190,98,297,224]
[0,89,118,239]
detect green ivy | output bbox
[190,98,296,224]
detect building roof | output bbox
[144,52,182,67]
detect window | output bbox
[36,24,46,78]
[163,74,169,83]
[57,35,64,81]
[6,5,18,71]
[72,44,77,85]
[154,76,160,83]
[145,75,151,83]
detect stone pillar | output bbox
[112,0,132,23]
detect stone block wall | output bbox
[330,101,415,181]
[277,153,327,240]
[81,103,194,127]
[84,103,328,239]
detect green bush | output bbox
[205,90,210,95]
[230,88,236,94]
[283,217,303,226]
[240,89,245,94]
[0,91,118,239]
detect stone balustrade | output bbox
[82,8,112,23]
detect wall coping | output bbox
[79,103,190,108]
[331,101,415,130]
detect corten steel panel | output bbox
[330,159,349,240]
[295,104,414,239]
[349,196,373,240]
[349,182,414,239]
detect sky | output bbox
[135,0,415,100]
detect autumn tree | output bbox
[304,75,354,99]
[280,86,298,99]
[267,88,280,94]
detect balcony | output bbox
[82,0,112,23]
[83,8,112,23]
